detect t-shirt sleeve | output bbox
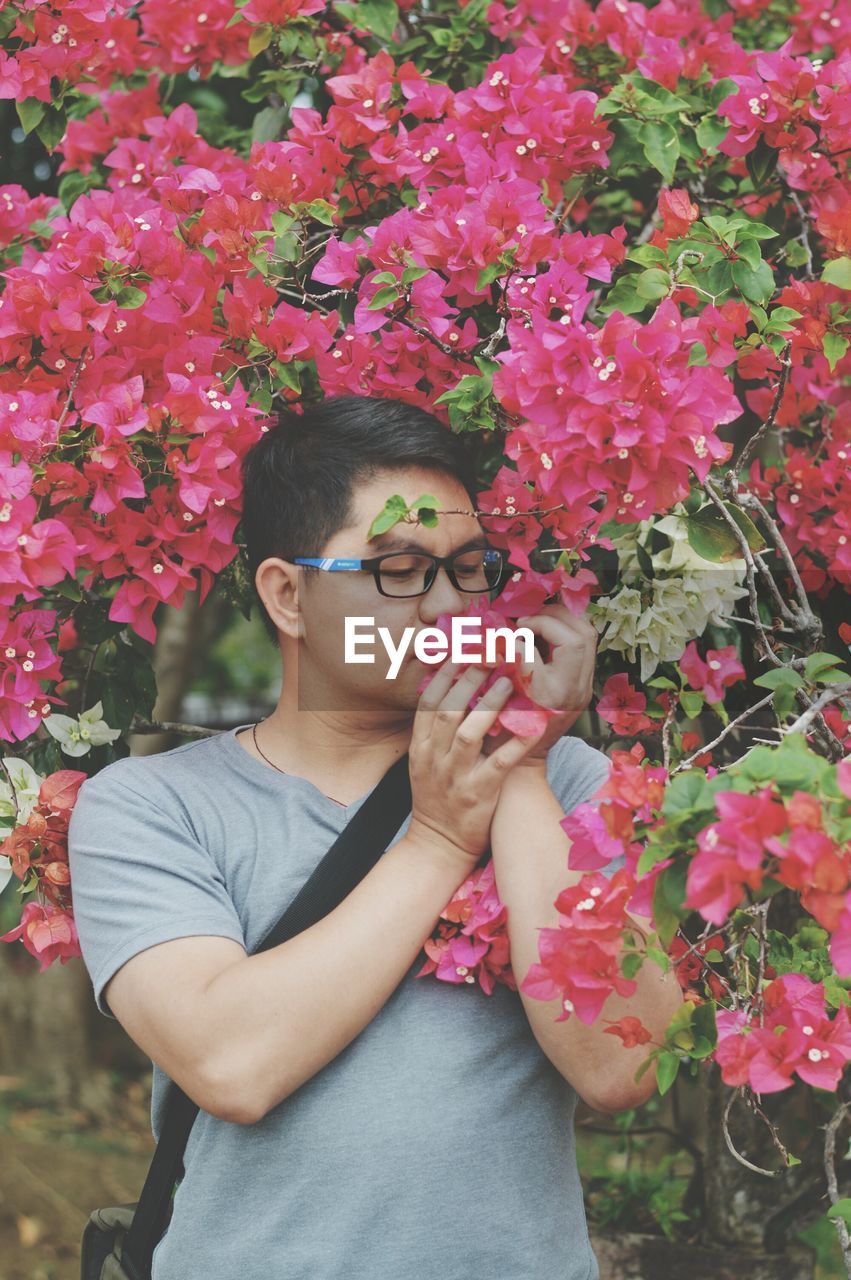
[67,765,246,1019]
[545,734,626,876]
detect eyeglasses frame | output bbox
[292,547,509,599]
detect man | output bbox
[68,394,682,1280]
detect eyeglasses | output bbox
[293,546,508,599]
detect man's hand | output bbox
[485,603,599,761]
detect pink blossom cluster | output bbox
[519,866,640,1025]
[561,741,670,919]
[679,641,746,704]
[0,0,327,98]
[414,571,591,739]
[685,774,851,980]
[715,973,851,1093]
[415,857,514,996]
[0,767,86,968]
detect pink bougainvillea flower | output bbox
[679,641,746,704]
[596,672,655,736]
[0,900,81,971]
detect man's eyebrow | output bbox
[367,533,490,554]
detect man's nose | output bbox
[416,564,469,622]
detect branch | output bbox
[785,684,851,738]
[671,691,778,774]
[726,342,793,488]
[823,1086,851,1276]
[721,1086,789,1178]
[129,718,220,738]
[702,474,789,665]
[786,188,815,282]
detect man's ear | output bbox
[255,558,303,640]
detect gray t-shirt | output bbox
[67,723,622,1280]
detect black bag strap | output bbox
[122,750,413,1280]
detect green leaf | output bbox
[627,244,668,268]
[764,306,802,333]
[661,769,716,818]
[822,257,851,289]
[401,266,430,287]
[638,119,680,185]
[251,105,288,143]
[598,273,646,316]
[745,137,777,189]
[695,116,728,152]
[248,23,273,55]
[703,258,733,298]
[687,502,766,562]
[651,860,689,950]
[303,198,337,226]
[367,494,409,539]
[655,1050,681,1096]
[784,241,810,267]
[476,261,505,291]
[729,219,778,241]
[115,286,147,309]
[823,332,849,372]
[735,238,762,271]
[731,258,775,305]
[636,268,670,301]
[16,98,45,136]
[52,578,83,602]
[621,951,645,980]
[826,1199,851,1230]
[367,284,401,310]
[687,341,709,366]
[335,0,399,40]
[272,360,302,393]
[753,667,805,691]
[774,683,799,719]
[804,651,849,682]
[679,690,704,719]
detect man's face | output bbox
[294,466,494,715]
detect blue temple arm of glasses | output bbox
[293,557,365,571]
[294,552,507,569]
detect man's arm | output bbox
[106,826,482,1125]
[103,664,541,1126]
[489,757,685,1115]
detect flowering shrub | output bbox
[2,0,851,1241]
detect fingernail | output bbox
[494,676,512,694]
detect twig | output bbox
[721,1088,784,1178]
[129,718,219,738]
[787,188,815,281]
[727,342,793,488]
[399,316,462,359]
[785,684,851,738]
[738,491,822,629]
[702,475,785,664]
[476,316,507,360]
[672,691,778,773]
[823,1088,851,1275]
[661,692,677,774]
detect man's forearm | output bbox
[201,830,471,1122]
[489,759,685,1115]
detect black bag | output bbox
[80,751,413,1280]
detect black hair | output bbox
[240,395,480,644]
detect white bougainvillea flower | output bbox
[43,701,121,758]
[0,757,44,895]
[590,508,749,680]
